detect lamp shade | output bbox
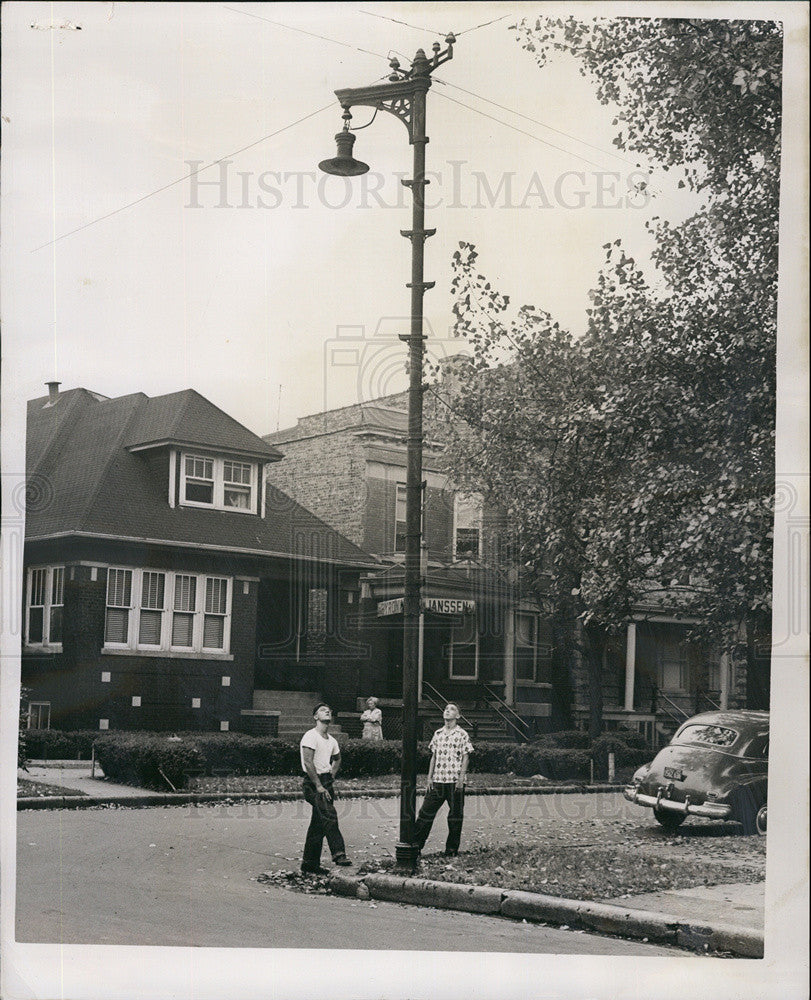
[318,129,369,177]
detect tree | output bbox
[436,17,780,735]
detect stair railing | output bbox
[422,681,478,739]
[479,683,531,742]
[699,691,722,712]
[656,692,691,737]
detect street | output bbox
[15,792,678,955]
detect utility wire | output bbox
[457,13,512,36]
[31,66,393,253]
[31,104,335,252]
[358,7,511,40]
[358,9,444,37]
[434,90,606,170]
[222,4,387,60]
[435,78,647,168]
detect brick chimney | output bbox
[45,381,61,406]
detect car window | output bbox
[675,724,738,747]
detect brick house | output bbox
[264,389,556,739]
[265,370,765,744]
[22,383,376,735]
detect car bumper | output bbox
[624,785,732,820]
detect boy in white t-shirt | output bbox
[299,703,352,874]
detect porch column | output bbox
[503,609,515,706]
[719,651,730,710]
[624,622,637,712]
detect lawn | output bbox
[17,777,87,798]
[362,814,767,901]
[188,772,598,795]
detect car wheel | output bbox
[756,805,767,836]
[730,787,764,836]
[653,807,685,832]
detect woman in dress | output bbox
[360,697,383,741]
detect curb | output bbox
[17,782,622,810]
[328,873,764,958]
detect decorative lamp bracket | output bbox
[334,37,454,143]
[336,77,430,142]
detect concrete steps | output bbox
[253,690,345,741]
[420,705,514,743]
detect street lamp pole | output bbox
[319,37,456,869]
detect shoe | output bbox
[333,855,352,867]
[300,864,331,876]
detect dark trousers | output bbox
[302,773,346,867]
[414,782,465,853]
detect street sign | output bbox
[377,598,404,617]
[377,597,475,616]
[422,597,475,614]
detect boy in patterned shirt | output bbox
[414,703,474,857]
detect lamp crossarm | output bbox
[335,78,430,142]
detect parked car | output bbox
[624,710,768,835]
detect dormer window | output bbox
[184,456,214,503]
[223,461,252,509]
[179,452,258,513]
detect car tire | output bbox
[756,805,767,836]
[653,807,685,832]
[730,786,765,836]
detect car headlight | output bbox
[631,765,649,784]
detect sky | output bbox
[0,0,706,437]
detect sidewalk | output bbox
[18,762,764,956]
[21,764,165,799]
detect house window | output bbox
[184,455,214,503]
[394,483,407,553]
[105,568,133,645]
[172,575,197,648]
[25,566,64,646]
[454,493,482,561]
[658,639,690,693]
[448,617,478,680]
[515,611,543,682]
[138,571,165,646]
[27,702,51,730]
[104,568,231,654]
[223,461,252,508]
[204,578,229,649]
[394,482,426,554]
[180,453,257,513]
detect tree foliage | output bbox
[437,17,780,726]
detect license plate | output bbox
[663,766,685,781]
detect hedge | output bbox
[591,734,651,768]
[21,729,99,762]
[506,744,592,780]
[532,729,592,750]
[90,726,655,790]
[94,733,205,790]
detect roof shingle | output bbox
[26,389,374,567]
